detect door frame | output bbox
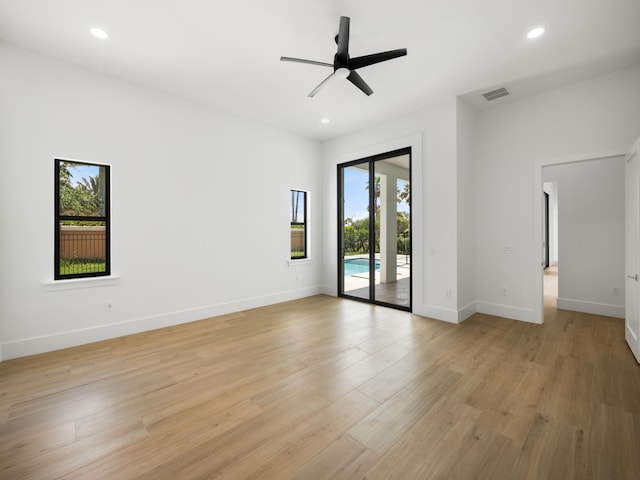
[625,138,640,363]
[533,150,626,324]
[543,191,550,269]
[337,147,412,311]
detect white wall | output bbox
[322,99,473,323]
[474,65,640,323]
[0,42,323,360]
[543,158,625,318]
[456,99,476,317]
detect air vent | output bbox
[482,87,510,102]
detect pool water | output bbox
[344,258,380,276]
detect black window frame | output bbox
[54,158,111,280]
[290,190,307,260]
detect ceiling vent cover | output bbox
[482,87,510,101]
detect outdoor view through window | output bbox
[290,190,307,259]
[55,159,110,279]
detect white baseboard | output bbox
[457,302,477,323]
[0,286,324,361]
[556,297,624,319]
[320,284,336,296]
[319,286,474,325]
[475,301,539,324]
[413,304,461,324]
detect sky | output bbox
[67,163,99,186]
[343,167,409,221]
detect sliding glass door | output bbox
[338,148,411,311]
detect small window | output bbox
[55,159,110,279]
[290,190,307,259]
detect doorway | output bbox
[536,155,626,324]
[338,147,411,311]
[625,138,640,362]
[543,191,550,269]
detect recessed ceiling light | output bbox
[90,27,109,40]
[527,26,545,39]
[321,118,330,124]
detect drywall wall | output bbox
[474,65,640,323]
[0,42,323,360]
[322,98,474,323]
[543,158,625,317]
[456,99,476,317]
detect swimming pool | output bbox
[344,258,380,276]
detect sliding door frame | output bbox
[337,146,412,311]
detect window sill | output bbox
[43,275,120,292]
[288,258,314,267]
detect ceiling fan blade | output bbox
[280,57,333,67]
[308,71,336,97]
[348,48,407,70]
[336,16,350,64]
[347,70,373,96]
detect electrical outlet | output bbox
[444,289,451,299]
[105,301,113,312]
[502,246,515,255]
[612,287,620,296]
[502,287,508,296]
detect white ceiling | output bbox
[1,0,639,140]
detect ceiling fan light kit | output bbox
[280,16,407,97]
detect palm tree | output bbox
[366,176,381,214]
[59,163,100,216]
[291,190,302,223]
[79,175,99,196]
[398,182,411,206]
[78,174,102,216]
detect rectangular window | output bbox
[290,190,307,259]
[55,159,110,279]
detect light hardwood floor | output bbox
[1,280,639,479]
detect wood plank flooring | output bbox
[1,284,639,479]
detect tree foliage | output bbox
[290,190,304,223]
[59,162,101,217]
[343,179,412,256]
[398,182,410,206]
[343,211,410,255]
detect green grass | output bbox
[60,259,106,275]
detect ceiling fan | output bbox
[280,16,407,97]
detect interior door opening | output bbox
[539,156,626,326]
[338,147,411,311]
[543,191,550,269]
[625,139,640,363]
[542,183,558,313]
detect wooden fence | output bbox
[60,226,106,260]
[291,228,305,251]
